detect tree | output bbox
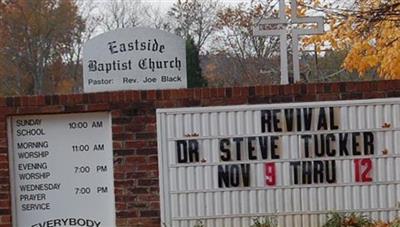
[301,49,379,82]
[100,0,149,31]
[211,0,281,85]
[168,0,220,50]
[64,0,102,93]
[0,0,85,95]
[302,0,400,79]
[143,6,172,31]
[99,0,172,33]
[186,36,207,88]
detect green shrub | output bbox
[164,214,400,227]
[193,220,204,227]
[251,216,278,227]
[389,218,400,227]
[323,212,374,227]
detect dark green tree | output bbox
[186,36,207,88]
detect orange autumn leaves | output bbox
[303,0,400,79]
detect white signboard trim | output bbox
[157,98,400,114]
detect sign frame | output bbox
[157,97,400,226]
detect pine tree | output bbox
[186,36,207,88]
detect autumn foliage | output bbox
[303,0,400,79]
[0,0,84,95]
[0,0,399,94]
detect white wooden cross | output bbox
[254,0,324,84]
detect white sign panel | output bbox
[8,112,115,227]
[157,98,400,227]
[83,27,187,93]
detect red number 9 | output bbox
[265,163,276,186]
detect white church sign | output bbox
[254,0,324,84]
[8,112,115,227]
[83,27,187,93]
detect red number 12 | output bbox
[354,159,373,182]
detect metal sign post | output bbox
[254,0,324,84]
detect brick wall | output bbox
[0,80,399,227]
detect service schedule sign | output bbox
[83,27,187,93]
[8,112,115,227]
[157,98,400,227]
